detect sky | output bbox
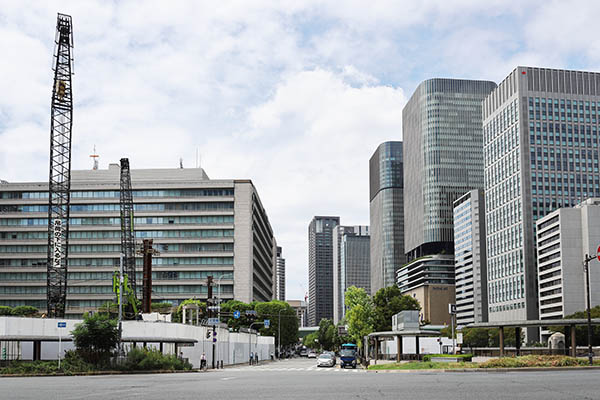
[2,0,600,301]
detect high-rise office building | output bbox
[287,299,308,328]
[332,225,369,324]
[402,78,496,324]
[276,246,285,301]
[369,141,405,294]
[403,78,497,260]
[307,216,339,326]
[453,189,488,327]
[483,67,600,330]
[536,198,600,340]
[0,165,276,317]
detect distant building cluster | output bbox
[306,66,600,342]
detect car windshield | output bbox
[340,349,355,357]
[318,354,332,359]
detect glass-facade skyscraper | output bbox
[403,79,497,260]
[307,216,339,326]
[483,67,600,329]
[369,142,404,294]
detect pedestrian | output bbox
[255,352,258,364]
[250,351,254,365]
[200,352,207,370]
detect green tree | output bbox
[317,319,336,351]
[255,300,299,348]
[551,305,600,345]
[71,312,119,364]
[220,300,255,331]
[172,299,206,323]
[303,332,319,349]
[0,306,13,315]
[151,302,173,313]
[344,286,374,349]
[372,286,420,332]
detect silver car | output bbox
[317,353,334,367]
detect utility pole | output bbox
[584,253,596,366]
[118,254,124,354]
[278,308,282,359]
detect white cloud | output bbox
[1,0,600,301]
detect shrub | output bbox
[11,306,38,316]
[423,354,472,362]
[72,312,119,365]
[0,306,12,315]
[479,355,586,368]
[120,348,192,371]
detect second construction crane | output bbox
[118,158,138,317]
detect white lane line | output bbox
[221,377,235,381]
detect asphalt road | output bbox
[3,358,599,400]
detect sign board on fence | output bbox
[207,318,220,325]
[233,310,241,319]
[264,319,270,328]
[57,322,66,328]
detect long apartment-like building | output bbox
[0,164,276,317]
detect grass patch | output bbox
[368,355,600,371]
[368,361,476,370]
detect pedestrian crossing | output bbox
[224,365,366,373]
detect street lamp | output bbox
[216,272,233,368]
[249,321,263,365]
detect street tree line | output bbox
[304,285,421,350]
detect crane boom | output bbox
[120,158,137,302]
[46,13,74,318]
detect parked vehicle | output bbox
[324,351,336,365]
[317,353,335,367]
[307,350,317,358]
[340,343,357,369]
[300,349,309,357]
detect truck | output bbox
[340,343,357,369]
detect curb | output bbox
[0,369,201,378]
[367,366,600,373]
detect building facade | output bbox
[307,216,339,326]
[287,299,308,328]
[396,254,456,325]
[369,141,405,295]
[403,78,497,261]
[483,67,600,329]
[332,225,370,324]
[0,165,276,317]
[275,246,285,301]
[536,198,600,339]
[453,189,488,327]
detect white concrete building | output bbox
[0,165,276,317]
[536,198,600,339]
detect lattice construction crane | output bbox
[46,13,74,318]
[119,158,138,315]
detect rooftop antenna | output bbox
[90,145,99,170]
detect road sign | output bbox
[457,332,463,344]
[597,245,600,261]
[264,319,270,328]
[233,310,241,319]
[245,310,257,316]
[207,306,220,311]
[448,304,456,315]
[337,326,347,335]
[207,318,220,325]
[57,322,66,328]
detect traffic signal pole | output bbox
[584,253,595,366]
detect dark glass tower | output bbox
[308,216,339,326]
[369,141,405,294]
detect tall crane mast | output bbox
[46,13,74,318]
[120,158,137,303]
